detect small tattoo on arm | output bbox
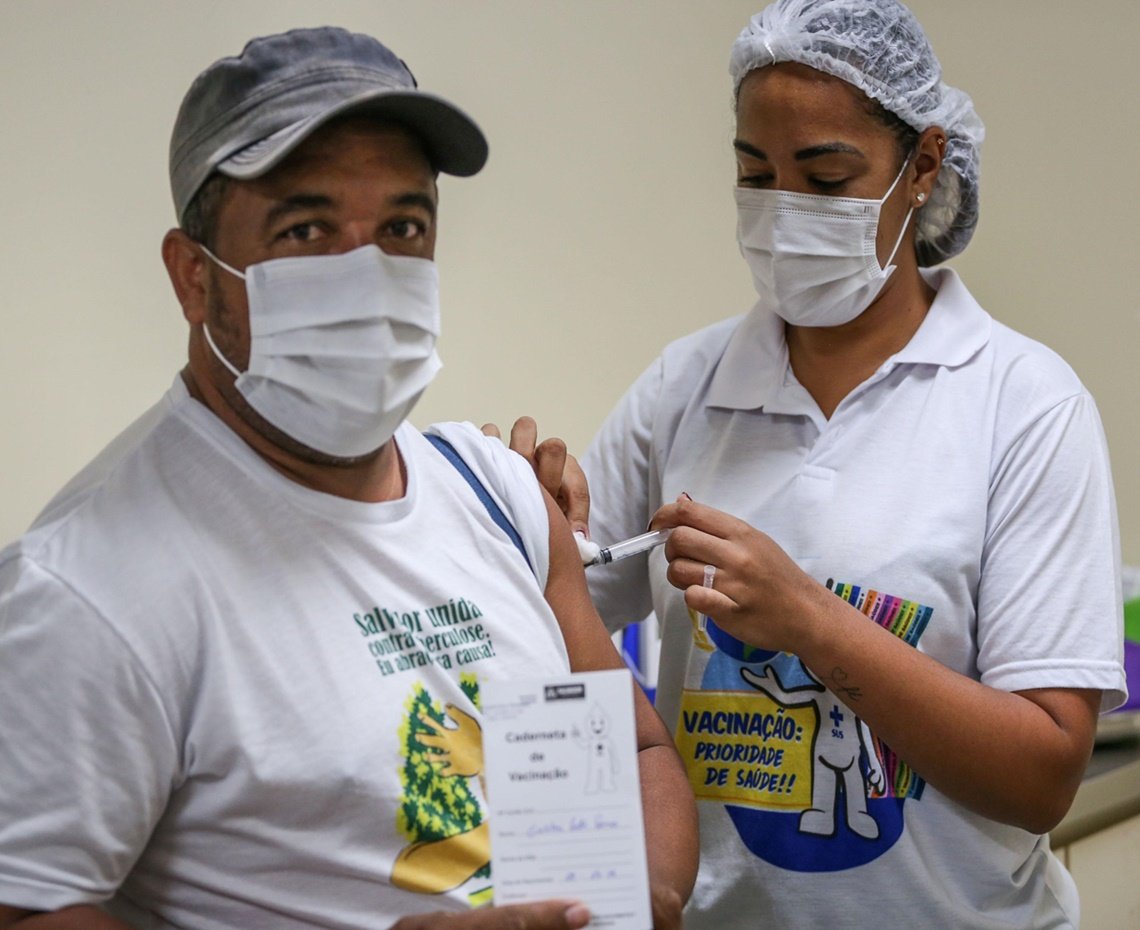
[825,666,863,702]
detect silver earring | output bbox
[916,192,926,203]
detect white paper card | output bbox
[481,668,652,929]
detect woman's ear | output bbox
[911,126,946,207]
[162,228,209,325]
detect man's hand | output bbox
[389,900,590,930]
[649,881,684,930]
[482,418,590,537]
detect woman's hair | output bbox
[862,96,920,167]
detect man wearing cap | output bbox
[0,27,696,930]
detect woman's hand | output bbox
[482,417,591,538]
[652,495,826,655]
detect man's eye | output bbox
[388,219,426,240]
[280,223,322,242]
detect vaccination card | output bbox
[480,668,652,929]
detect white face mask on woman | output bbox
[200,243,442,459]
[735,159,913,328]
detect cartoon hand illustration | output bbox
[741,664,779,690]
[418,704,484,778]
[859,719,887,796]
[866,760,886,795]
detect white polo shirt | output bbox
[582,267,1126,929]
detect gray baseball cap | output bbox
[169,26,488,223]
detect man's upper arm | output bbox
[0,904,33,926]
[539,488,627,674]
[0,557,177,911]
[0,904,137,929]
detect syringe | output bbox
[583,527,672,567]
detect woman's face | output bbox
[735,63,915,262]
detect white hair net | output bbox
[730,0,984,265]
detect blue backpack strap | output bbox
[425,433,534,574]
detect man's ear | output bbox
[162,228,209,325]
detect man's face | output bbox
[200,116,439,460]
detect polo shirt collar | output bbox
[706,266,992,412]
[705,299,786,411]
[891,267,991,367]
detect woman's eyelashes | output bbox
[736,172,851,193]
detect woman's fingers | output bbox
[552,451,591,535]
[667,554,735,602]
[661,520,739,575]
[651,496,749,539]
[508,416,539,460]
[683,581,738,618]
[482,417,592,535]
[508,418,591,535]
[532,438,568,501]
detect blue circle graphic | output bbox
[699,615,910,873]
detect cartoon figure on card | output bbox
[573,702,618,794]
[741,664,885,839]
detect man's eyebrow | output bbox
[262,190,437,229]
[393,191,437,219]
[263,194,334,229]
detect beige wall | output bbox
[2,1,1137,563]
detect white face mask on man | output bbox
[200,243,442,459]
[735,158,914,328]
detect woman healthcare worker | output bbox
[578,1,1128,927]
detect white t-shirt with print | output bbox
[582,268,1126,930]
[0,377,569,929]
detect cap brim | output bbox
[217,88,488,180]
